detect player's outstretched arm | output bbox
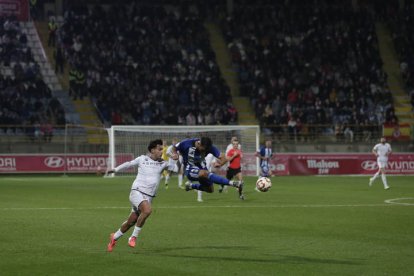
[108,158,140,174]
[215,153,228,167]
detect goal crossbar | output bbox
[107,125,261,176]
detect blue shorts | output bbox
[261,164,270,177]
[185,165,213,186]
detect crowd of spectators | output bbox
[387,1,414,108]
[58,3,237,126]
[0,17,65,141]
[221,0,395,141]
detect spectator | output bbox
[57,3,236,126]
[221,1,393,141]
[48,17,57,47]
[41,121,53,142]
[54,46,65,74]
[0,16,66,134]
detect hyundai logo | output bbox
[361,160,378,171]
[44,156,65,168]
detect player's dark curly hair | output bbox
[200,137,212,152]
[148,139,163,152]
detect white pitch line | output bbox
[384,198,414,206]
[0,203,407,211]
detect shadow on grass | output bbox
[135,245,362,265]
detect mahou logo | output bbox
[307,160,339,169]
[361,160,378,171]
[44,156,65,168]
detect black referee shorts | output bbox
[226,167,241,180]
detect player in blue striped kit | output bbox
[171,137,243,193]
[256,139,273,177]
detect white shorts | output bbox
[168,158,179,173]
[129,190,153,214]
[377,160,388,169]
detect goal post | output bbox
[106,125,261,176]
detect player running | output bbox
[106,139,177,252]
[164,138,185,189]
[369,137,392,190]
[224,139,244,200]
[161,140,170,189]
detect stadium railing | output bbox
[0,123,411,152]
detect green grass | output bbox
[0,175,414,276]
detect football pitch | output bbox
[0,175,413,276]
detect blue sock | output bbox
[208,173,230,185]
[191,183,202,190]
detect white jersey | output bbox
[166,144,180,172]
[373,143,392,162]
[114,155,169,197]
[205,153,217,172]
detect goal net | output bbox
[107,125,260,176]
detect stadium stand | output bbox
[220,0,395,141]
[0,17,66,138]
[0,15,87,145]
[57,3,238,126]
[1,0,412,153]
[388,2,414,108]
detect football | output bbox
[256,177,272,192]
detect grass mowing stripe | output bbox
[1,203,412,211]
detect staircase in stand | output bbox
[205,22,258,125]
[376,22,414,126]
[21,21,79,126]
[34,19,106,144]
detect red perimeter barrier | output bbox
[0,154,133,173]
[238,153,414,176]
[1,153,413,175]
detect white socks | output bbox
[114,229,123,241]
[381,174,388,188]
[178,174,183,187]
[131,226,141,238]
[372,172,380,181]
[114,226,141,241]
[197,190,203,202]
[165,175,170,184]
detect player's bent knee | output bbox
[140,207,152,217]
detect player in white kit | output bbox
[166,138,184,189]
[369,137,392,190]
[106,139,177,252]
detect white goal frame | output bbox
[107,125,261,176]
